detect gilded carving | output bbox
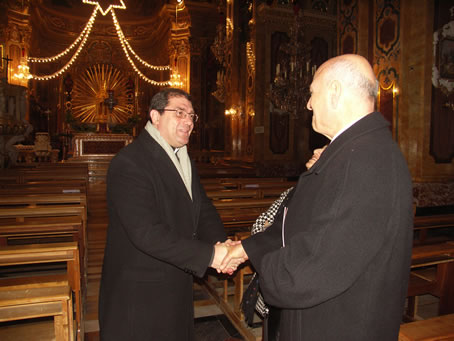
[432,8,454,94]
[339,0,358,54]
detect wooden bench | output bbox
[214,198,276,232]
[207,189,262,200]
[0,242,82,340]
[0,166,89,187]
[399,313,454,340]
[201,177,294,192]
[0,205,87,293]
[0,285,74,341]
[201,177,287,185]
[207,188,289,201]
[414,213,454,244]
[213,198,275,210]
[0,181,87,194]
[0,216,83,246]
[407,242,454,318]
[0,192,87,209]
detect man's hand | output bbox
[210,242,228,272]
[219,242,248,274]
[305,145,327,170]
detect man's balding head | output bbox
[307,54,378,139]
[321,54,378,104]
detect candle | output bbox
[306,62,309,73]
[276,63,280,75]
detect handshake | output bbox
[210,240,249,275]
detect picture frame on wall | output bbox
[439,37,454,80]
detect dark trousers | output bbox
[262,306,281,341]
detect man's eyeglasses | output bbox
[160,109,199,122]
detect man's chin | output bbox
[177,138,190,147]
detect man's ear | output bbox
[329,80,341,109]
[150,110,160,125]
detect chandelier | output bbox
[269,10,314,119]
[26,0,172,86]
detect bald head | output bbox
[307,54,378,139]
[320,54,378,104]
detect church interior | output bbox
[0,0,454,340]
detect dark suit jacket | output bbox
[243,112,414,341]
[99,130,226,341]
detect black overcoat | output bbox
[99,130,226,340]
[243,112,414,340]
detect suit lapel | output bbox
[138,131,193,203]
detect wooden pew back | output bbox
[0,242,82,339]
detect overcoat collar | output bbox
[305,112,390,176]
[135,130,200,207]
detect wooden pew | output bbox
[240,181,296,190]
[414,213,454,244]
[399,313,454,340]
[0,216,82,246]
[201,177,295,191]
[0,205,87,287]
[0,242,82,340]
[0,166,89,186]
[213,198,275,210]
[207,189,261,200]
[0,192,87,209]
[0,285,74,341]
[0,181,87,194]
[201,177,287,185]
[213,198,275,233]
[206,188,288,201]
[407,242,454,318]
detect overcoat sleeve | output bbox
[242,142,413,309]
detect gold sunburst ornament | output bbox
[72,64,132,127]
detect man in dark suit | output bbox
[99,88,228,340]
[221,54,414,340]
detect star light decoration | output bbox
[27,0,179,87]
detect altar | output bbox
[71,133,133,160]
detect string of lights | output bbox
[28,7,98,63]
[82,0,126,16]
[123,39,170,71]
[111,9,171,86]
[30,11,95,80]
[26,0,172,83]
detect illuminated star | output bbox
[82,0,126,16]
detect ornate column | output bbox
[252,4,294,169]
[167,2,191,93]
[188,37,208,151]
[4,0,32,88]
[223,0,243,158]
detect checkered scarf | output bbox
[250,187,293,318]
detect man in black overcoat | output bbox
[221,54,414,340]
[99,88,228,340]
